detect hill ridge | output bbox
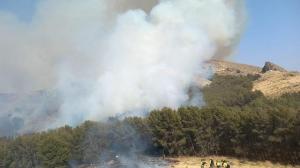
[206,59,300,97]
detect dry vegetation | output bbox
[207,59,261,76]
[208,59,300,97]
[168,156,300,168]
[253,71,300,97]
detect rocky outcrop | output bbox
[262,62,287,73]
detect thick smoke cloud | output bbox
[0,0,245,132]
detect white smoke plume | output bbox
[0,0,245,130]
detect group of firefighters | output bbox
[201,159,231,168]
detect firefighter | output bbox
[209,159,215,168]
[216,160,222,168]
[222,160,230,168]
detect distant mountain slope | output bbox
[0,91,60,136]
[207,59,261,76]
[207,59,300,97]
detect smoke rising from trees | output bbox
[0,0,245,132]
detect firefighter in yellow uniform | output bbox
[222,160,230,168]
[216,160,222,168]
[209,159,214,168]
[201,161,207,168]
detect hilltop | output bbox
[207,59,262,76]
[206,59,300,97]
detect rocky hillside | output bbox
[207,59,300,97]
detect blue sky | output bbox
[234,0,300,71]
[0,0,37,21]
[0,0,299,70]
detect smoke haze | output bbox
[0,0,245,133]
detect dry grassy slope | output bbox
[252,71,300,97]
[206,59,300,97]
[207,59,262,76]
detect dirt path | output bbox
[167,156,300,168]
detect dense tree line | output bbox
[0,75,299,167]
